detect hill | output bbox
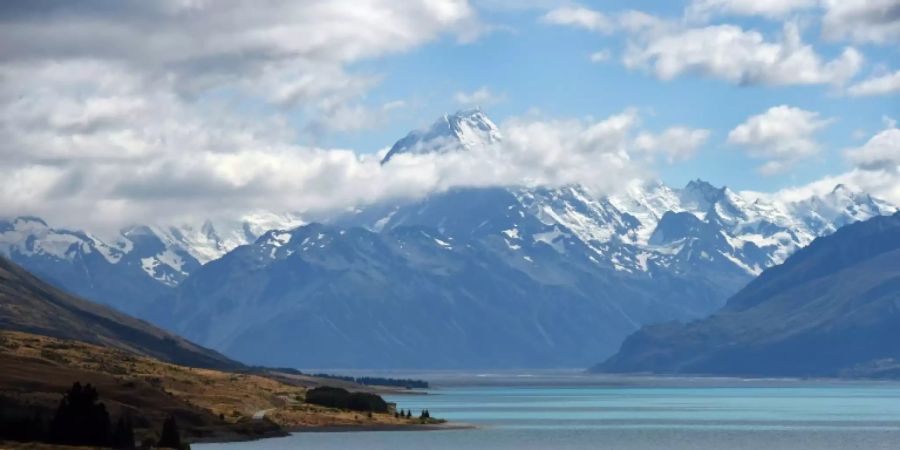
[0,331,427,445]
[0,256,238,370]
[594,213,900,377]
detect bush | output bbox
[304,387,388,413]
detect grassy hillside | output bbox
[0,331,433,445]
[0,257,237,370]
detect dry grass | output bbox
[0,331,427,442]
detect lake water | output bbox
[196,375,900,450]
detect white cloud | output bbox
[589,49,612,62]
[544,7,864,86]
[821,0,900,44]
[847,70,900,97]
[844,121,900,170]
[728,105,832,175]
[454,87,504,107]
[541,6,615,33]
[687,0,817,20]
[0,72,701,233]
[0,1,479,136]
[634,127,711,163]
[624,22,863,86]
[0,0,487,231]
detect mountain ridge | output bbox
[594,212,900,377]
[0,255,240,370]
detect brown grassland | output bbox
[0,330,437,446]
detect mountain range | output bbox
[2,109,896,368]
[595,212,900,378]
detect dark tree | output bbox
[0,406,46,442]
[158,415,188,449]
[111,415,135,449]
[49,382,111,446]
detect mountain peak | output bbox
[680,179,725,212]
[380,109,501,164]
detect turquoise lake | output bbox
[196,376,900,449]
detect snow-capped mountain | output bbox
[3,108,895,368]
[380,108,501,163]
[0,213,303,313]
[145,110,897,369]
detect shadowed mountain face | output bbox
[0,256,240,370]
[148,189,734,369]
[595,212,900,378]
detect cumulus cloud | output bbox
[844,119,900,171]
[686,0,818,20]
[0,0,480,142]
[821,0,900,44]
[454,87,504,107]
[0,0,488,231]
[541,6,615,33]
[0,99,706,231]
[623,22,863,86]
[589,49,612,63]
[728,105,832,175]
[634,127,711,163]
[543,6,863,86]
[847,69,900,97]
[775,119,900,205]
[686,0,900,45]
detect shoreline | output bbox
[289,422,477,433]
[193,421,476,445]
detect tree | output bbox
[158,415,189,449]
[111,415,135,449]
[49,382,111,446]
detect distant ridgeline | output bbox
[251,366,429,389]
[310,373,429,389]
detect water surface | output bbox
[197,377,900,450]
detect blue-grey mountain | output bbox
[595,212,900,378]
[139,111,896,368]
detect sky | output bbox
[0,0,898,231]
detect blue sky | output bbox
[326,1,899,193]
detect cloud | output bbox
[847,69,900,97]
[685,0,900,45]
[821,0,900,44]
[0,0,488,231]
[0,0,479,136]
[623,22,863,86]
[0,101,702,231]
[454,87,504,107]
[844,119,900,171]
[542,6,863,86]
[686,0,817,20]
[775,119,900,204]
[589,49,612,63]
[541,6,615,33]
[728,105,832,175]
[634,127,711,163]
